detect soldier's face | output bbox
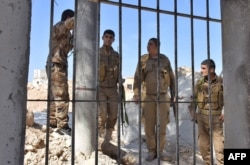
[201,64,214,77]
[102,34,114,46]
[147,41,157,54]
[200,64,208,77]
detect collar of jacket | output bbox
[203,74,219,84]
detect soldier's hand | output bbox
[219,114,224,122]
[133,95,139,104]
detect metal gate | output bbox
[27,0,222,165]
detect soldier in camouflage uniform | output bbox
[46,9,74,135]
[188,59,224,165]
[133,38,175,162]
[98,29,120,142]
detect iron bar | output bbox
[190,0,197,164]
[45,0,54,164]
[156,0,161,164]
[137,0,142,164]
[95,1,101,165]
[174,0,179,163]
[206,0,214,164]
[117,0,123,164]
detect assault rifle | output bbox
[120,83,129,135]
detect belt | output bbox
[198,109,221,116]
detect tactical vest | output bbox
[196,76,223,110]
[99,47,120,87]
[140,54,170,88]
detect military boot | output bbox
[160,152,171,161]
[145,151,157,161]
[97,127,105,151]
[49,119,57,128]
[105,129,113,142]
[98,127,105,138]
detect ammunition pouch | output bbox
[208,84,224,110]
[210,92,219,109]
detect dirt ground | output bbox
[27,81,73,112]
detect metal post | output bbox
[0,0,31,164]
[221,0,250,148]
[74,0,98,156]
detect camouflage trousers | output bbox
[197,113,224,165]
[142,94,170,152]
[46,62,70,129]
[98,87,118,137]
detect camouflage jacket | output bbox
[133,54,175,97]
[99,46,120,88]
[189,75,224,111]
[188,75,224,114]
[47,17,74,66]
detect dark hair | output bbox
[103,29,115,37]
[201,59,216,69]
[61,9,74,21]
[148,38,160,47]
